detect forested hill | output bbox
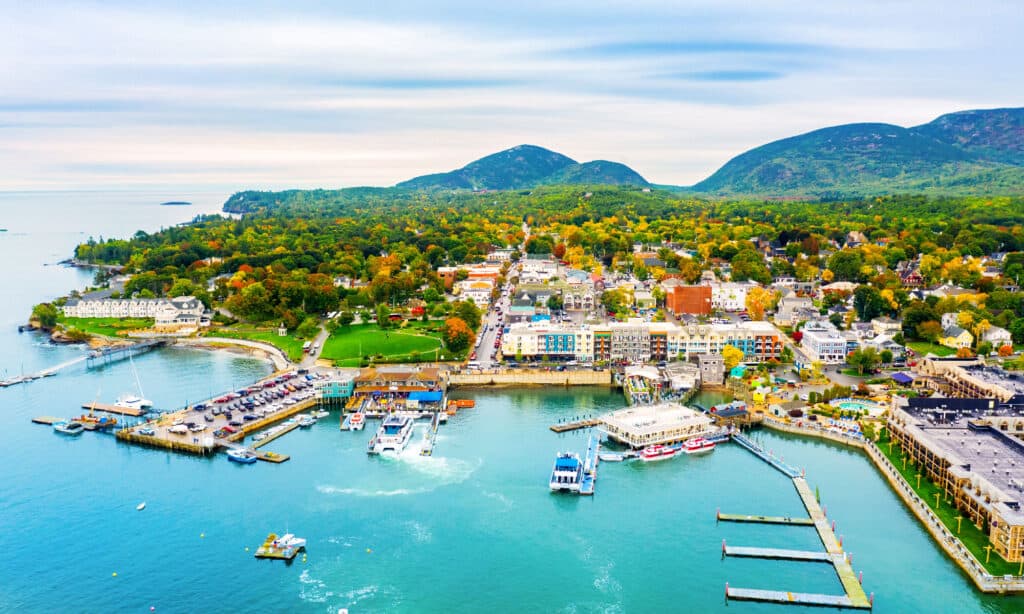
[395,144,650,190]
[692,107,1024,197]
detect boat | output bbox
[275,533,306,549]
[115,393,153,411]
[455,399,475,408]
[255,532,305,560]
[136,502,146,511]
[549,452,584,493]
[227,449,258,464]
[298,416,316,428]
[252,432,269,442]
[53,420,85,435]
[367,414,414,455]
[74,413,118,430]
[138,426,156,436]
[598,452,628,462]
[683,437,716,455]
[639,444,681,462]
[438,411,449,423]
[313,410,329,419]
[349,412,365,431]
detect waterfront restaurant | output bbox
[600,402,713,449]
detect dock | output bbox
[420,412,440,456]
[720,433,874,610]
[254,534,304,560]
[550,418,600,433]
[723,544,831,562]
[726,586,863,609]
[32,416,64,425]
[717,512,814,526]
[579,434,600,496]
[251,421,301,449]
[80,402,145,417]
[86,340,165,369]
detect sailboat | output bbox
[115,354,152,410]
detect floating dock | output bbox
[32,416,64,425]
[717,512,814,526]
[723,544,831,563]
[579,435,599,496]
[80,402,145,417]
[254,534,304,560]
[726,586,864,609]
[550,418,600,433]
[251,421,301,449]
[420,412,440,456]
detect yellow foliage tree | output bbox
[821,269,835,282]
[744,287,776,321]
[722,344,745,370]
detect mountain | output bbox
[692,107,1024,196]
[397,144,648,190]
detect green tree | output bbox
[827,250,864,282]
[847,347,881,375]
[376,303,391,329]
[454,300,481,330]
[880,349,894,364]
[916,320,943,343]
[31,303,59,329]
[338,311,355,326]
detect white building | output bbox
[775,295,815,326]
[801,320,848,364]
[453,279,494,308]
[600,403,714,448]
[62,296,207,326]
[983,326,1013,348]
[708,281,759,312]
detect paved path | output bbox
[301,325,330,368]
[178,337,291,370]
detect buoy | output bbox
[136,502,146,511]
[366,548,372,553]
[112,572,117,577]
[245,547,249,552]
[200,533,205,539]
[151,607,156,612]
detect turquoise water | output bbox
[1,192,1023,612]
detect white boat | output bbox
[115,393,153,410]
[349,412,365,431]
[298,416,316,428]
[275,533,307,549]
[53,420,85,435]
[549,452,583,492]
[368,414,414,455]
[438,412,449,423]
[639,444,681,462]
[136,502,146,511]
[227,449,258,464]
[598,452,627,462]
[252,432,269,442]
[683,437,716,455]
[313,410,329,419]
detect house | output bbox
[871,316,903,335]
[983,326,1013,348]
[940,326,973,349]
[634,291,656,310]
[775,295,815,326]
[800,320,848,364]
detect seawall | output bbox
[448,369,612,388]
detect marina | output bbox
[717,512,815,526]
[549,417,600,433]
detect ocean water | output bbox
[0,191,1022,613]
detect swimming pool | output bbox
[835,398,885,414]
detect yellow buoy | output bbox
[112,572,117,577]
[200,533,205,538]
[366,548,372,553]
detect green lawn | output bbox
[906,341,956,357]
[877,430,1019,576]
[58,316,154,337]
[213,326,309,362]
[321,323,446,366]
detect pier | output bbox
[32,416,64,425]
[251,421,301,449]
[86,340,165,369]
[579,434,599,496]
[549,418,600,433]
[80,402,145,417]
[721,433,874,610]
[420,412,440,456]
[717,512,814,526]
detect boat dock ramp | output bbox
[86,340,165,369]
[720,431,874,610]
[579,434,599,496]
[420,412,441,456]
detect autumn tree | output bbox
[745,287,777,321]
[722,344,744,370]
[916,320,943,343]
[443,317,476,353]
[847,347,881,375]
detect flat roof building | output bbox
[600,402,713,448]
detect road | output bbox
[300,325,331,368]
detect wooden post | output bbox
[934,493,940,509]
[956,515,963,534]
[916,473,921,490]
[985,544,992,565]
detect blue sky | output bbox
[1,0,1022,190]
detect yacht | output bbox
[683,437,716,455]
[227,449,258,464]
[367,414,414,455]
[549,452,583,492]
[639,444,681,462]
[115,393,153,411]
[53,420,85,436]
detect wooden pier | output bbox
[724,544,831,562]
[726,586,864,609]
[86,340,165,370]
[80,402,145,417]
[549,418,600,433]
[717,512,814,526]
[32,416,63,425]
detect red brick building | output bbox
[665,285,712,315]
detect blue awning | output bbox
[408,391,443,402]
[891,372,914,385]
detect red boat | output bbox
[639,444,681,462]
[683,437,716,455]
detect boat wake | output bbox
[404,520,433,544]
[316,485,431,498]
[298,569,335,604]
[482,490,514,509]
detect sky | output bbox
[1,0,1022,191]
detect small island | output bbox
[159,201,192,206]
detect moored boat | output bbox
[683,437,716,455]
[53,420,85,435]
[639,444,681,462]
[298,415,316,428]
[549,452,583,492]
[115,393,153,411]
[598,452,627,462]
[227,448,258,464]
[75,413,118,430]
[349,412,365,431]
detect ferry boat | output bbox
[227,449,258,464]
[367,414,414,455]
[683,437,716,455]
[639,444,681,462]
[349,412,365,431]
[549,452,584,492]
[53,420,85,435]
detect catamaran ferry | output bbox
[639,444,681,462]
[549,452,584,493]
[367,414,414,455]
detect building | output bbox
[698,353,725,385]
[710,281,758,312]
[983,326,1013,348]
[775,295,815,326]
[664,361,701,391]
[454,279,494,308]
[600,402,714,448]
[888,397,1024,562]
[871,316,903,335]
[62,295,208,326]
[634,291,656,310]
[917,358,1024,402]
[664,284,712,316]
[940,325,973,350]
[314,370,357,403]
[486,248,515,263]
[800,320,848,364]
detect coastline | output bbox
[173,336,291,371]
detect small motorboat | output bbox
[313,410,329,419]
[138,426,156,436]
[683,437,716,455]
[227,449,258,464]
[598,452,627,462]
[136,502,146,511]
[298,416,316,428]
[349,412,365,431]
[53,420,85,436]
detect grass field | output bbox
[906,341,956,357]
[878,430,1018,576]
[59,316,154,337]
[213,326,309,362]
[321,323,445,366]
